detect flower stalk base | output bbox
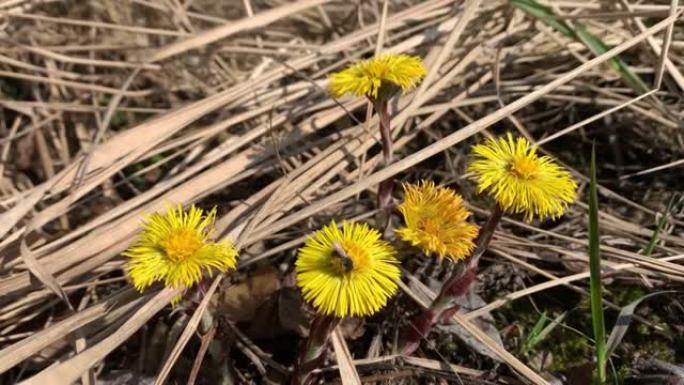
[374,98,394,231]
[290,315,340,385]
[398,205,503,355]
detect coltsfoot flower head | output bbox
[468,133,578,221]
[124,205,238,293]
[329,53,426,100]
[396,181,479,261]
[295,220,401,318]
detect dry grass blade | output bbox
[4,84,258,236]
[0,183,49,239]
[20,289,178,385]
[154,278,222,385]
[2,1,683,383]
[620,0,684,91]
[0,289,138,374]
[464,255,684,320]
[399,280,549,384]
[5,5,440,235]
[331,327,362,385]
[0,70,152,96]
[620,158,684,180]
[401,356,483,377]
[315,354,483,377]
[373,0,389,54]
[452,314,550,384]
[150,0,331,62]
[186,326,216,385]
[0,11,188,36]
[19,237,72,309]
[653,0,679,87]
[537,89,657,145]
[415,0,482,100]
[17,44,160,70]
[247,9,682,243]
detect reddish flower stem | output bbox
[398,205,503,355]
[290,315,340,385]
[374,99,394,214]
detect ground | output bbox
[0,1,683,384]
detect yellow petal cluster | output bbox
[468,133,577,221]
[295,221,401,318]
[328,53,426,99]
[124,205,238,293]
[396,181,479,261]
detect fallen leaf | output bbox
[249,287,308,339]
[217,267,281,322]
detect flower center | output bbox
[418,217,441,238]
[161,229,203,262]
[330,241,369,275]
[510,156,539,180]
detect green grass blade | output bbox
[589,144,607,384]
[643,195,677,256]
[510,0,575,37]
[605,290,675,358]
[534,311,567,345]
[522,311,548,355]
[512,0,649,94]
[574,25,649,93]
[522,311,567,355]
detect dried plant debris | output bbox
[0,1,683,384]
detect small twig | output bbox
[186,327,216,385]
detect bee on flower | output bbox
[468,133,578,221]
[396,181,479,262]
[329,53,426,101]
[124,205,239,295]
[295,220,401,318]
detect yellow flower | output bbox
[124,205,238,293]
[396,181,479,261]
[295,220,400,318]
[468,133,578,221]
[329,53,426,100]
